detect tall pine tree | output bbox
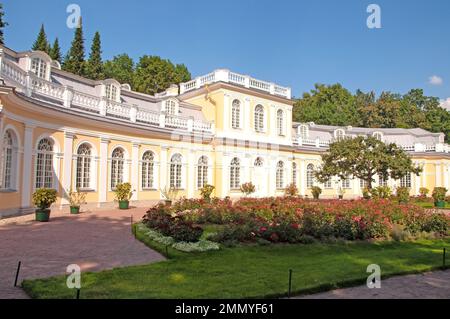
[0,3,8,45]
[32,24,49,53]
[85,31,104,80]
[62,17,85,76]
[49,38,62,63]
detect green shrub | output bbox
[284,183,298,197]
[419,187,429,197]
[311,186,322,199]
[200,184,215,201]
[240,182,256,196]
[362,187,371,199]
[169,223,203,242]
[396,187,410,203]
[432,187,447,202]
[370,186,392,199]
[32,188,57,210]
[114,182,133,201]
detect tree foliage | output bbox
[103,54,134,85]
[32,24,50,53]
[49,38,62,63]
[315,136,422,189]
[133,55,179,95]
[294,85,450,142]
[0,3,8,45]
[85,31,104,80]
[62,18,85,76]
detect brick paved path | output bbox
[0,207,164,299]
[298,270,450,299]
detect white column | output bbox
[61,131,75,206]
[187,150,196,198]
[269,105,276,137]
[223,94,231,132]
[131,142,139,201]
[98,137,110,204]
[221,153,230,198]
[267,156,277,196]
[243,97,251,133]
[299,159,306,196]
[352,177,359,198]
[159,146,169,195]
[286,107,293,141]
[445,164,450,193]
[436,162,442,187]
[413,161,420,195]
[21,125,34,209]
[421,162,426,190]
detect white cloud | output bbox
[429,75,443,86]
[440,98,450,111]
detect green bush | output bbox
[284,183,298,197]
[200,184,215,201]
[311,186,322,199]
[419,187,429,197]
[396,187,410,203]
[32,188,57,210]
[240,182,256,196]
[432,187,447,202]
[370,186,392,199]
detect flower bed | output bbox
[142,197,449,245]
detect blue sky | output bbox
[3,0,450,103]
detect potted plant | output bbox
[160,186,179,206]
[200,184,215,202]
[68,190,87,214]
[311,186,322,200]
[284,183,298,197]
[432,187,447,208]
[240,182,256,197]
[32,188,58,222]
[114,183,133,210]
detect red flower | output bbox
[260,226,267,232]
[291,223,299,229]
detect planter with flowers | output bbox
[68,190,87,214]
[114,183,133,210]
[32,188,58,222]
[432,187,448,208]
[240,182,256,197]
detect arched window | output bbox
[276,161,284,189]
[231,100,241,129]
[373,132,383,141]
[111,148,125,189]
[292,162,297,186]
[400,173,411,188]
[197,156,208,188]
[0,131,15,189]
[170,154,182,189]
[277,110,284,136]
[142,151,155,189]
[35,138,54,189]
[299,125,309,139]
[230,157,241,189]
[254,157,264,167]
[306,164,314,188]
[105,84,118,101]
[31,57,47,79]
[254,105,264,132]
[76,143,92,189]
[165,100,177,115]
[335,129,345,141]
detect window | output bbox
[292,162,297,186]
[165,100,177,115]
[231,100,241,129]
[342,177,351,189]
[170,154,182,189]
[360,179,368,189]
[276,161,284,189]
[306,164,314,188]
[373,132,383,141]
[254,105,264,132]
[111,148,125,189]
[378,175,388,187]
[299,125,309,139]
[230,157,241,189]
[400,173,411,188]
[197,156,208,188]
[0,131,15,189]
[254,157,263,167]
[35,138,54,189]
[105,84,118,101]
[335,129,345,141]
[31,57,47,79]
[324,179,332,189]
[141,151,155,189]
[277,109,284,136]
[76,143,92,189]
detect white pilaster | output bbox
[221,153,230,198]
[436,162,442,187]
[131,142,140,201]
[223,93,230,132]
[98,137,110,204]
[244,97,251,134]
[421,162,426,190]
[445,164,450,193]
[61,131,75,205]
[299,159,306,196]
[187,150,196,198]
[21,125,34,209]
[159,146,169,195]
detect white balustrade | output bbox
[106,101,131,119]
[136,108,160,125]
[72,91,101,113]
[165,115,188,129]
[29,74,65,101]
[1,59,27,87]
[193,120,212,132]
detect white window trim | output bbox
[72,141,98,192]
[33,134,61,192]
[0,125,21,192]
[140,150,158,191]
[108,146,130,191]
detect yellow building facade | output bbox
[0,46,449,218]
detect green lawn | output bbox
[22,225,449,299]
[414,201,450,209]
